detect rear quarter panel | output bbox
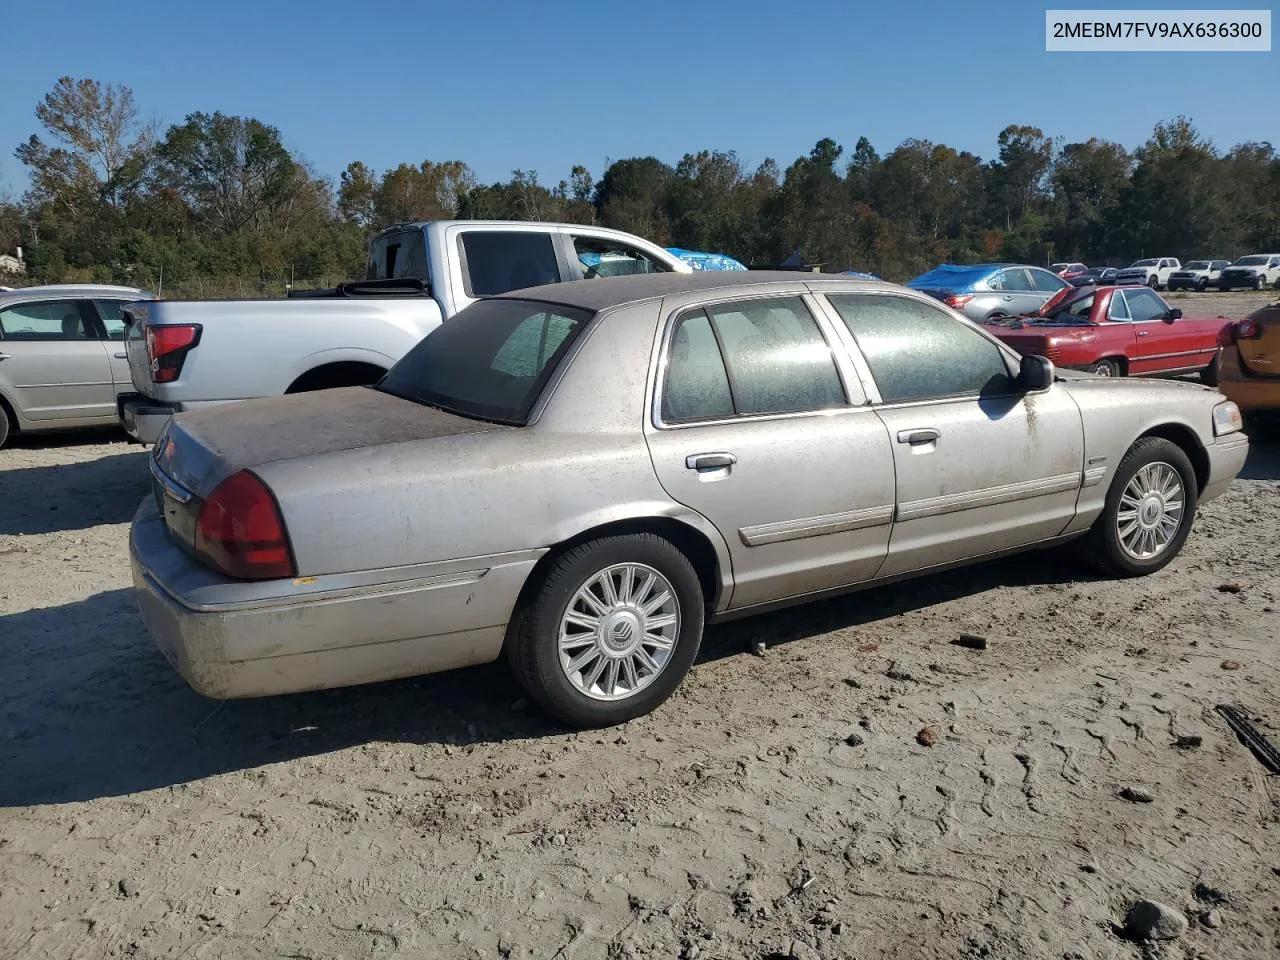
[255,300,734,599]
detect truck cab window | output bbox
[459,231,560,297]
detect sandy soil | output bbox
[2,356,1279,959]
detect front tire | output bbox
[1196,278,1208,291]
[0,408,10,450]
[508,534,705,728]
[1077,438,1198,577]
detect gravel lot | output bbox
[2,297,1278,959]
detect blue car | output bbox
[906,263,1070,322]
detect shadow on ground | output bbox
[1241,418,1280,481]
[0,449,148,535]
[0,546,1096,808]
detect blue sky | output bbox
[1,0,1275,196]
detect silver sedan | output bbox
[130,272,1249,727]
[0,284,153,448]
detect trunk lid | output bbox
[1238,303,1280,376]
[150,386,512,551]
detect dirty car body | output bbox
[130,272,1248,727]
[983,285,1231,380]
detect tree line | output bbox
[2,77,1277,296]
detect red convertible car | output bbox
[983,285,1233,381]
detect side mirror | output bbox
[1019,354,1054,393]
[1165,308,1182,323]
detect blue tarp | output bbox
[665,248,748,272]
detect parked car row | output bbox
[1053,255,1280,292]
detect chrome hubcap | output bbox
[1117,462,1184,560]
[558,563,680,701]
[1094,363,1112,376]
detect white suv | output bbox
[1217,254,1280,291]
[1115,257,1181,289]
[1166,259,1230,291]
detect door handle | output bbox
[0,352,10,361]
[1001,295,1014,301]
[896,428,940,445]
[686,452,736,471]
[113,352,127,359]
[1137,330,1149,337]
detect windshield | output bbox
[1130,259,1158,267]
[1234,255,1268,265]
[1185,261,1209,270]
[378,298,593,425]
[1050,263,1068,271]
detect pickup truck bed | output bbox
[118,219,690,443]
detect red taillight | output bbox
[943,294,974,309]
[195,471,295,580]
[146,324,201,383]
[1236,319,1261,341]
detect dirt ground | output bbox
[2,305,1279,959]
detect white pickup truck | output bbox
[1114,257,1181,289]
[117,220,690,443]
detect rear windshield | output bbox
[1185,261,1209,269]
[378,298,593,425]
[1234,255,1268,265]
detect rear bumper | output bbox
[1215,348,1280,411]
[129,499,542,699]
[1201,433,1250,504]
[118,393,178,445]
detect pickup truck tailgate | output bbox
[123,302,158,397]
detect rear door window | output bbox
[660,296,845,422]
[705,297,845,417]
[1030,268,1068,293]
[459,231,560,297]
[661,312,735,423]
[994,268,1033,291]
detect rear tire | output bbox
[0,405,10,450]
[508,534,705,728]
[1091,358,1121,377]
[1075,437,1198,578]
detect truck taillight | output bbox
[146,324,202,383]
[1235,319,1261,341]
[195,471,295,580]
